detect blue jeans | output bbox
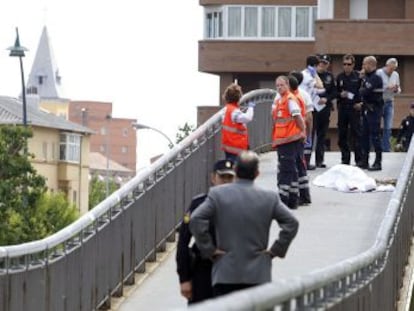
[382,99,394,152]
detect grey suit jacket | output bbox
[189,179,299,286]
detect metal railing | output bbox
[0,89,276,311]
[185,136,414,310]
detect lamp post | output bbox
[132,122,174,149]
[8,27,28,126]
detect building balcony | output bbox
[199,40,314,74]
[315,19,414,56]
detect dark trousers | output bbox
[213,283,258,297]
[313,107,331,165]
[189,260,213,304]
[277,140,300,208]
[295,142,310,201]
[337,105,362,164]
[361,108,382,161]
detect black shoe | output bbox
[341,161,350,165]
[306,164,316,171]
[368,163,382,171]
[357,162,368,169]
[316,163,327,168]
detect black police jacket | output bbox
[176,194,214,283]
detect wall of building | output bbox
[39,98,70,119]
[29,126,90,214]
[69,101,137,171]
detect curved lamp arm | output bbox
[132,122,174,149]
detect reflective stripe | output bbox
[222,145,245,155]
[299,183,309,189]
[298,176,309,183]
[289,188,299,194]
[373,88,383,93]
[222,125,248,135]
[279,188,289,196]
[274,117,294,124]
[291,181,299,188]
[279,184,290,191]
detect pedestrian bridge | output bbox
[0,90,413,311]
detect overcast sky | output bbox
[0,0,219,167]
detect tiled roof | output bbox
[89,152,133,173]
[0,96,94,133]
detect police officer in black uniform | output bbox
[336,54,363,165]
[314,54,337,168]
[396,102,414,152]
[358,56,384,171]
[176,159,235,304]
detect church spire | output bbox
[26,26,65,99]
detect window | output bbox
[121,146,128,154]
[206,11,223,38]
[122,128,129,137]
[278,7,292,37]
[228,7,242,37]
[244,7,258,37]
[205,5,316,40]
[60,133,81,163]
[101,127,107,135]
[296,7,310,37]
[42,142,47,160]
[262,7,275,37]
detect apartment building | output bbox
[197,0,414,147]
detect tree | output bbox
[175,122,195,144]
[0,126,78,245]
[88,174,118,210]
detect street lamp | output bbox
[8,27,28,126]
[132,122,174,149]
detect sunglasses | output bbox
[343,63,353,66]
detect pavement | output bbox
[115,151,408,311]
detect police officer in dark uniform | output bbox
[396,102,414,152]
[314,54,337,168]
[176,159,235,304]
[358,56,384,171]
[336,54,363,165]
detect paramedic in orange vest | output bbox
[272,76,307,209]
[288,73,312,206]
[221,83,255,162]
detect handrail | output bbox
[0,88,276,261]
[185,135,414,310]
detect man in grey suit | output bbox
[189,150,299,297]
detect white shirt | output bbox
[376,68,401,102]
[223,106,254,124]
[298,88,314,113]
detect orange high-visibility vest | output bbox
[222,103,248,155]
[292,89,306,118]
[272,92,303,147]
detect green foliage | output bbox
[89,174,118,210]
[0,126,78,246]
[175,122,195,144]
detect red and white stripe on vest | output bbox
[272,92,303,148]
[221,103,249,155]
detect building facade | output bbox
[69,101,137,171]
[197,0,414,148]
[0,96,93,214]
